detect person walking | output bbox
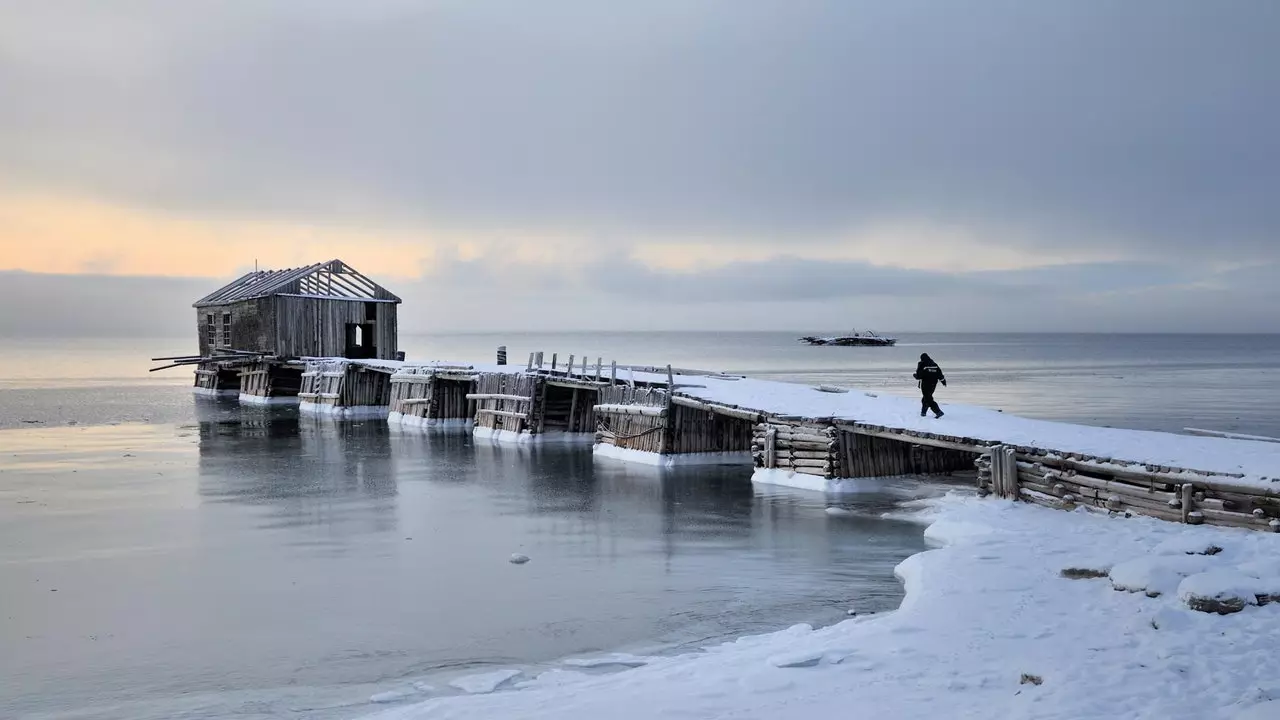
[914,353,946,418]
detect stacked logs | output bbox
[990,445,1280,532]
[753,422,839,478]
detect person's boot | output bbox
[920,409,927,417]
[934,410,945,418]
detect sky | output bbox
[1,0,1277,336]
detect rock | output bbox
[509,553,530,565]
[1178,570,1265,615]
[1060,567,1109,580]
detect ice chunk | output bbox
[562,653,651,669]
[509,553,530,565]
[449,668,522,694]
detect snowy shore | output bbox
[361,495,1280,720]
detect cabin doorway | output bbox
[344,323,376,359]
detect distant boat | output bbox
[799,330,897,347]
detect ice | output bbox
[447,669,522,694]
[357,496,1280,720]
[592,444,749,467]
[370,689,418,704]
[562,653,651,669]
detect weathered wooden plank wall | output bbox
[471,373,538,434]
[195,298,274,355]
[273,297,398,359]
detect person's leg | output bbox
[921,386,933,416]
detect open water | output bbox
[1,332,1276,719]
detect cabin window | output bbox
[220,312,232,348]
[205,313,216,348]
[364,301,378,322]
[344,322,376,359]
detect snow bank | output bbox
[360,497,1280,720]
[447,669,522,694]
[592,444,751,467]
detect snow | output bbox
[237,393,298,406]
[358,496,1280,720]
[473,427,594,445]
[1109,555,1215,597]
[299,401,388,419]
[447,669,523,694]
[1177,570,1270,610]
[592,444,751,467]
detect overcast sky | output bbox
[1,0,1277,335]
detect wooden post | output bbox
[566,355,575,376]
[535,351,544,369]
[594,357,602,382]
[1180,483,1194,523]
[666,364,674,390]
[610,361,617,386]
[551,353,558,371]
[765,426,777,469]
[1003,447,1018,499]
[527,352,534,371]
[497,346,507,365]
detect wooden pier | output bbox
[158,260,1280,533]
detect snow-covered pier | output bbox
[183,349,1280,532]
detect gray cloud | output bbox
[2,1,1278,257]
[1,1,1279,333]
[2,256,1276,339]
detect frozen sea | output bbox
[1,332,1277,719]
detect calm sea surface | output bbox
[1,332,1277,719]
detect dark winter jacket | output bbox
[913,354,946,388]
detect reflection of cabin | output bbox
[193,259,401,360]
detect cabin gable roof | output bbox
[193,259,402,308]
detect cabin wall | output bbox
[195,298,276,355]
[272,296,399,359]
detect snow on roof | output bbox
[193,259,401,307]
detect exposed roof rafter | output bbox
[193,259,402,307]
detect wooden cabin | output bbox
[192,259,401,360]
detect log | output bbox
[669,395,763,422]
[1038,471,1177,505]
[466,393,533,402]
[1184,427,1280,444]
[837,424,987,454]
[476,409,529,420]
